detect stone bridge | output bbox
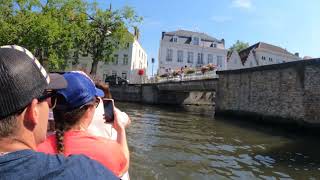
[110,78,218,106]
[156,78,218,92]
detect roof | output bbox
[239,42,297,64]
[164,30,222,42]
[227,51,233,61]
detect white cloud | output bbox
[143,18,162,27]
[232,0,252,9]
[211,16,232,23]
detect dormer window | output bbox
[192,36,200,45]
[172,36,178,43]
[213,44,217,48]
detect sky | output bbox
[99,0,320,76]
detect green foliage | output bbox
[83,4,142,75]
[229,40,249,53]
[0,0,142,74]
[185,68,195,74]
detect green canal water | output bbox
[117,102,320,180]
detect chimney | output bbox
[134,27,139,40]
[294,52,299,57]
[162,32,165,40]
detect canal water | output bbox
[116,102,320,180]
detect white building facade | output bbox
[158,30,228,75]
[227,42,301,70]
[66,39,148,84]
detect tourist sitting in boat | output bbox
[37,71,129,177]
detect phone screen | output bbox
[103,99,114,123]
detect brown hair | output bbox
[95,81,112,99]
[53,95,95,154]
[0,115,19,138]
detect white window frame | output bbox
[187,52,194,63]
[217,56,223,67]
[166,49,173,61]
[123,54,128,65]
[177,50,183,62]
[197,53,203,64]
[113,54,119,65]
[192,36,200,45]
[207,54,213,64]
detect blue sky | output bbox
[101,0,319,76]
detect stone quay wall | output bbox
[110,81,215,106]
[215,58,320,125]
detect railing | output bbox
[146,70,219,83]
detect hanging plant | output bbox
[172,70,181,77]
[185,68,195,74]
[138,69,144,76]
[201,66,209,74]
[207,64,216,71]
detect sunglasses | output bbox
[37,90,57,109]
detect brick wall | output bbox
[216,59,320,124]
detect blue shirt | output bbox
[0,150,118,180]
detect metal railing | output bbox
[146,70,219,83]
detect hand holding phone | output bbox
[103,98,115,123]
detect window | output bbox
[122,72,127,79]
[262,56,266,60]
[217,56,223,67]
[139,50,141,57]
[126,43,130,49]
[250,61,253,67]
[269,57,273,62]
[187,52,194,63]
[112,71,117,76]
[113,54,118,65]
[193,37,200,45]
[213,44,217,48]
[173,36,178,42]
[207,54,213,63]
[123,54,128,65]
[177,50,183,62]
[234,58,237,64]
[166,49,173,61]
[197,53,203,64]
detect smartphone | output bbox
[103,98,115,123]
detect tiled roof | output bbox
[239,42,297,64]
[238,43,259,64]
[165,30,221,42]
[258,42,296,56]
[227,51,233,61]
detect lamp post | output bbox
[151,58,155,77]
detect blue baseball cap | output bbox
[56,72,104,110]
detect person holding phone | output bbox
[89,82,131,139]
[89,81,131,180]
[37,71,129,177]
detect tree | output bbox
[229,40,249,53]
[81,4,142,75]
[0,0,88,71]
[0,0,142,74]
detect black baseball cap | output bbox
[0,45,67,119]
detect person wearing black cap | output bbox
[0,45,118,179]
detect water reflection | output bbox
[117,102,320,180]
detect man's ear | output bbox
[23,99,39,130]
